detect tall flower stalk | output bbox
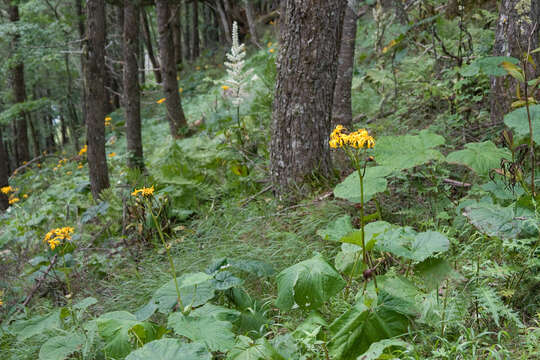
[223,21,252,148]
[329,125,377,294]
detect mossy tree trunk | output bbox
[270,0,346,198]
[123,0,144,170]
[490,0,540,124]
[156,0,188,138]
[85,0,111,199]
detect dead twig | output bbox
[16,254,58,313]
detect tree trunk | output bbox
[156,0,188,137]
[216,0,232,44]
[8,4,30,165]
[141,8,163,83]
[85,0,110,199]
[76,0,88,127]
[183,0,191,61]
[332,5,358,127]
[28,114,40,157]
[0,127,9,211]
[192,0,200,59]
[172,5,183,65]
[123,0,144,170]
[245,0,260,47]
[270,0,345,197]
[490,0,540,124]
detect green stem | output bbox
[148,199,184,311]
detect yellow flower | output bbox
[22,161,27,165]
[267,42,272,47]
[8,198,19,205]
[43,227,74,250]
[37,164,41,168]
[221,85,230,91]
[0,299,3,306]
[157,98,166,104]
[105,117,112,122]
[196,66,201,71]
[179,88,183,93]
[79,145,88,156]
[329,125,375,149]
[269,48,275,53]
[66,171,72,175]
[131,185,155,197]
[23,194,28,199]
[1,186,13,194]
[78,164,84,169]
[108,152,116,158]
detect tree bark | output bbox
[141,8,163,83]
[245,0,260,47]
[183,0,191,61]
[172,5,183,65]
[85,0,111,199]
[332,5,358,127]
[191,0,200,59]
[156,0,188,137]
[270,0,346,197]
[8,4,30,165]
[0,127,9,211]
[216,0,232,44]
[123,0,144,170]
[490,0,540,124]
[76,0,88,127]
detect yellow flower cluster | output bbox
[157,98,166,104]
[105,117,112,126]
[8,198,19,205]
[131,185,155,197]
[329,125,375,149]
[79,145,88,156]
[221,85,230,91]
[108,152,116,158]
[43,227,74,250]
[1,186,13,194]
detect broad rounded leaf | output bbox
[446,141,510,177]
[168,313,235,352]
[334,167,390,203]
[276,254,345,311]
[39,334,85,360]
[504,104,540,144]
[409,231,449,262]
[317,215,354,242]
[463,202,523,239]
[373,130,445,171]
[228,335,286,360]
[125,339,211,360]
[357,339,411,360]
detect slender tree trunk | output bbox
[85,0,110,199]
[0,127,9,211]
[124,0,144,170]
[46,115,56,152]
[141,8,163,83]
[270,0,345,197]
[216,0,232,44]
[156,0,188,137]
[8,4,30,165]
[490,0,540,124]
[332,5,358,127]
[28,114,40,157]
[183,0,191,61]
[76,0,88,127]
[245,0,260,47]
[172,5,183,65]
[192,0,200,59]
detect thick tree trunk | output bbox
[142,8,163,83]
[8,4,30,165]
[191,0,200,59]
[270,0,345,197]
[332,5,358,127]
[183,0,191,61]
[123,0,144,170]
[0,127,9,211]
[245,0,260,47]
[76,0,87,127]
[156,0,188,137]
[85,0,110,199]
[490,0,540,124]
[172,5,183,65]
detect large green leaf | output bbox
[167,313,235,352]
[415,258,455,291]
[317,215,354,242]
[373,130,445,171]
[97,311,162,359]
[446,141,511,177]
[11,309,61,341]
[137,273,216,319]
[228,335,286,360]
[375,226,449,262]
[39,333,85,360]
[125,339,211,360]
[409,231,450,262]
[334,166,391,203]
[328,291,410,359]
[275,254,346,311]
[462,202,523,239]
[357,339,411,360]
[504,104,540,144]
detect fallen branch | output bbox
[240,185,273,206]
[9,154,61,179]
[443,178,472,188]
[17,254,58,312]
